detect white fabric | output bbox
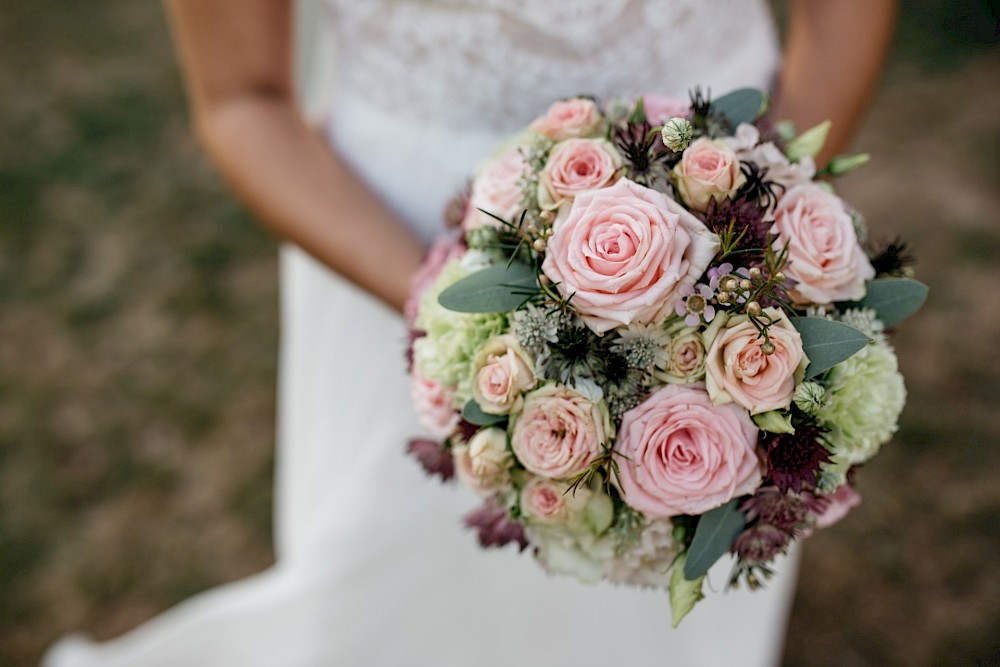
[44,2,799,665]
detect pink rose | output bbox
[641,94,691,124]
[511,383,610,479]
[529,97,603,141]
[704,309,807,415]
[471,335,536,415]
[405,231,466,327]
[614,384,762,517]
[813,484,862,529]
[541,178,719,334]
[771,184,875,304]
[410,370,460,439]
[520,476,588,525]
[462,146,528,232]
[671,137,747,212]
[537,138,623,210]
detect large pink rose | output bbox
[704,309,807,415]
[511,383,610,479]
[410,370,460,439]
[614,384,762,517]
[471,335,536,414]
[462,146,528,232]
[771,184,875,304]
[529,97,602,141]
[671,137,747,212]
[538,138,623,210]
[641,94,691,124]
[541,178,719,334]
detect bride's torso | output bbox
[316,0,780,241]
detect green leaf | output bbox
[785,120,832,162]
[683,498,746,580]
[438,262,537,313]
[753,410,795,434]
[710,88,769,128]
[670,553,705,627]
[822,152,871,176]
[856,278,929,328]
[790,317,872,379]
[461,400,506,426]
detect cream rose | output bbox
[671,137,747,212]
[704,309,807,415]
[614,384,762,517]
[471,335,536,414]
[656,321,706,384]
[771,184,875,304]
[520,476,590,525]
[538,139,623,210]
[529,97,602,141]
[462,146,528,232]
[454,427,511,494]
[541,178,719,334]
[511,383,610,479]
[409,370,460,439]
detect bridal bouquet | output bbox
[404,89,926,625]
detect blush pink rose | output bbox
[462,146,528,232]
[471,335,536,414]
[520,477,588,525]
[671,137,747,212]
[538,138,623,210]
[410,370,460,439]
[404,230,466,327]
[511,383,610,479]
[614,384,762,517]
[529,97,603,141]
[813,484,862,529]
[641,94,691,124]
[771,184,875,304]
[541,178,719,334]
[704,309,807,415]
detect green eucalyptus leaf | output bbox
[710,88,769,127]
[683,498,746,580]
[753,410,795,434]
[791,317,872,379]
[438,262,537,313]
[461,400,506,427]
[823,152,871,176]
[670,552,705,627]
[785,120,832,162]
[856,278,929,328]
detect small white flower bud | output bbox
[793,381,827,415]
[660,117,694,152]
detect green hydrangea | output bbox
[413,259,507,402]
[817,341,906,466]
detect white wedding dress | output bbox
[45,2,798,665]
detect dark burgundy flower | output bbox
[763,424,830,494]
[406,438,454,482]
[731,523,790,565]
[464,497,529,552]
[698,195,771,267]
[740,486,811,536]
[404,329,425,373]
[456,419,481,443]
[443,183,471,228]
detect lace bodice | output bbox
[323,0,779,132]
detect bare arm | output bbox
[773,0,899,165]
[163,0,425,312]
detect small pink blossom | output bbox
[529,97,603,141]
[462,146,529,232]
[813,484,862,529]
[410,370,460,438]
[641,94,691,124]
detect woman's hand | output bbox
[773,0,899,166]
[164,0,426,312]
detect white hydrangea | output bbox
[817,341,906,465]
[604,520,677,589]
[525,489,615,584]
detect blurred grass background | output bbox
[0,1,998,665]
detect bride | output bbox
[44,1,896,665]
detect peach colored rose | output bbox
[520,476,589,525]
[656,322,707,384]
[471,335,536,415]
[454,427,510,494]
[771,184,875,304]
[410,370,460,439]
[671,137,747,212]
[614,384,762,517]
[541,178,719,334]
[462,146,528,232]
[529,98,603,141]
[538,139,623,210]
[704,309,807,415]
[641,94,691,124]
[511,383,610,479]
